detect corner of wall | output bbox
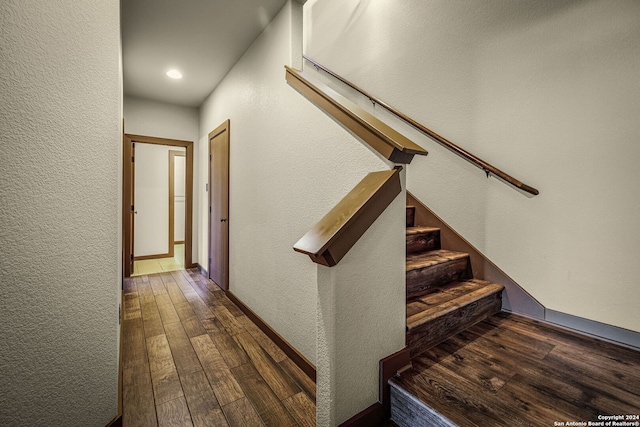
[316,170,407,425]
[288,0,303,69]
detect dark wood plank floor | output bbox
[392,312,640,427]
[122,269,316,427]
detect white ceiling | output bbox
[121,0,290,107]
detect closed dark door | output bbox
[208,120,230,290]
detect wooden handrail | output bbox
[303,55,540,196]
[285,66,428,164]
[294,167,402,267]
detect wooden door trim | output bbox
[134,253,172,261]
[208,120,230,290]
[122,134,195,277]
[122,134,134,278]
[168,150,186,259]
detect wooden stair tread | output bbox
[407,281,504,331]
[406,226,441,255]
[406,226,439,235]
[406,249,467,271]
[406,279,491,317]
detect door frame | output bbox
[208,120,230,290]
[122,134,195,277]
[122,134,135,278]
[169,150,186,253]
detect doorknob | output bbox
[220,218,227,222]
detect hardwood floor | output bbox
[390,312,640,427]
[122,269,315,427]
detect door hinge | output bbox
[209,154,212,161]
[118,304,121,325]
[209,206,211,213]
[130,253,134,261]
[131,205,135,211]
[132,156,135,163]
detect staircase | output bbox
[389,205,504,426]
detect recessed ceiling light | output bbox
[166,69,183,79]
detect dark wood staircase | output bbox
[389,205,505,426]
[403,205,504,358]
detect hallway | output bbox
[122,269,315,426]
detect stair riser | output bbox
[406,207,415,228]
[390,382,457,427]
[406,258,471,299]
[407,293,502,358]
[406,231,440,254]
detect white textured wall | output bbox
[199,0,406,372]
[124,95,199,143]
[134,144,185,256]
[124,96,199,260]
[306,0,640,333]
[0,1,121,425]
[317,171,406,425]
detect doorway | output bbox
[208,120,230,290]
[122,134,194,278]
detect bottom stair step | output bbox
[406,280,503,358]
[391,313,640,426]
[390,378,457,427]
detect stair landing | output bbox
[391,312,640,427]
